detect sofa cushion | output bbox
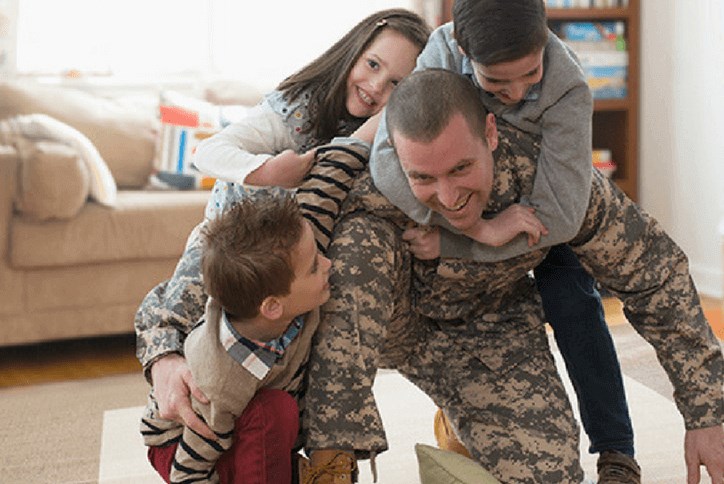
[14,140,90,221]
[10,190,210,269]
[0,81,159,188]
[1,114,118,206]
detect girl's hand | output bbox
[403,224,440,260]
[245,149,316,188]
[464,205,548,247]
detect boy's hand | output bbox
[246,149,315,188]
[150,353,217,441]
[464,205,548,247]
[403,225,440,260]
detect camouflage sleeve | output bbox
[134,223,208,382]
[570,171,724,430]
[296,140,369,252]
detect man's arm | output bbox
[135,223,207,380]
[570,171,724,480]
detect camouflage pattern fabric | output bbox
[303,120,723,482]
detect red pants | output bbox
[148,389,299,484]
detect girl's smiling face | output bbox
[345,29,420,118]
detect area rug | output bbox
[0,324,720,483]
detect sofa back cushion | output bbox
[0,81,159,188]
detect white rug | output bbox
[98,347,698,483]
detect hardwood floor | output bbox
[1,297,721,389]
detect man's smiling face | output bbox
[395,112,498,232]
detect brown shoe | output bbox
[299,450,357,484]
[597,450,641,484]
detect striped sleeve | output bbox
[296,142,369,253]
[169,407,236,484]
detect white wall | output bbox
[640,0,724,297]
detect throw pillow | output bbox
[0,81,158,188]
[415,443,501,484]
[13,140,90,220]
[1,114,117,206]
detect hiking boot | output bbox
[299,449,357,484]
[433,408,471,458]
[597,450,641,484]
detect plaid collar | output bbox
[218,310,305,380]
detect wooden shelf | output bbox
[548,1,640,201]
[546,8,631,20]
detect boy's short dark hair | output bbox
[386,69,489,146]
[201,192,304,320]
[453,0,548,66]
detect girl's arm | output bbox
[192,102,296,183]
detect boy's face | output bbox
[346,29,420,119]
[395,112,498,233]
[470,48,544,105]
[276,221,332,322]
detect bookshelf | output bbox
[440,0,640,201]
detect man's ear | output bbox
[484,112,499,152]
[259,296,283,320]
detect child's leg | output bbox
[147,388,299,484]
[216,388,299,484]
[534,244,635,457]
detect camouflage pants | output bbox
[304,212,584,483]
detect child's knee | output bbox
[236,389,299,444]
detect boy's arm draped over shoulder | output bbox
[297,139,370,252]
[571,171,724,430]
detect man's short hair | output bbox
[453,0,548,66]
[201,192,304,320]
[386,68,488,145]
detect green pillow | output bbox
[416,443,501,484]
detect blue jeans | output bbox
[534,244,635,457]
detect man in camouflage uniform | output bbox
[136,68,723,482]
[301,69,724,483]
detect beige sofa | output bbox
[0,81,219,346]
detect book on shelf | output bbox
[551,21,628,99]
[592,149,616,177]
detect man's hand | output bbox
[150,353,217,441]
[685,425,724,483]
[403,225,440,260]
[463,205,548,247]
[245,149,315,188]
